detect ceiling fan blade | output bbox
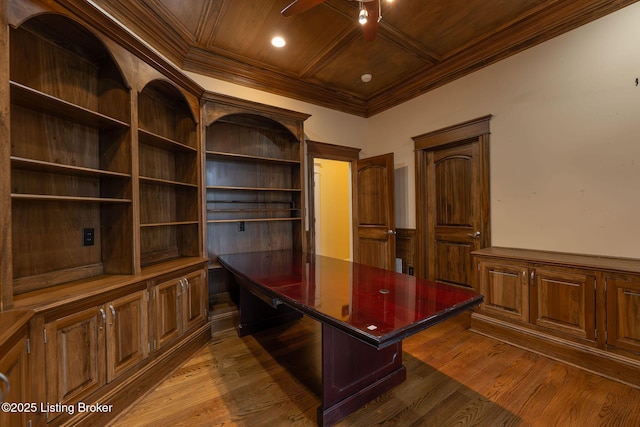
[281,0,326,17]
[362,1,380,41]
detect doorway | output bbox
[314,159,352,260]
[413,115,492,289]
[306,141,360,258]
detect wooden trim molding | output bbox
[412,115,493,151]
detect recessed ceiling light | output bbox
[361,73,372,83]
[271,36,286,48]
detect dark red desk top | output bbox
[218,250,483,348]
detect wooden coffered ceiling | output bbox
[92,0,637,117]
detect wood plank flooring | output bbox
[109,312,640,426]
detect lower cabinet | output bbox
[44,289,149,422]
[0,316,30,427]
[473,247,640,387]
[153,269,207,352]
[479,260,595,343]
[605,274,640,355]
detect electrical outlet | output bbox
[83,228,95,246]
[238,221,245,232]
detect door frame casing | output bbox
[306,141,361,255]
[413,115,492,282]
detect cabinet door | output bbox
[154,279,182,351]
[478,261,529,322]
[106,290,149,382]
[531,268,596,341]
[606,275,640,355]
[0,335,30,427]
[45,307,105,420]
[183,270,207,332]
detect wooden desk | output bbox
[218,250,483,426]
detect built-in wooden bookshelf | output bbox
[8,14,133,294]
[137,80,200,267]
[201,94,309,332]
[205,115,304,263]
[1,5,209,426]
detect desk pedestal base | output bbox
[236,284,407,426]
[318,324,406,426]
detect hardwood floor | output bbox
[109,312,640,426]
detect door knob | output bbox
[387,229,396,235]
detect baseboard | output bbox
[470,312,640,389]
[211,309,239,336]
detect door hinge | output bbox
[153,339,157,350]
[43,328,47,344]
[26,338,31,354]
[148,342,151,353]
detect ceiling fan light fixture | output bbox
[358,3,368,25]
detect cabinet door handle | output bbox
[530,270,535,283]
[179,279,185,293]
[0,372,10,402]
[109,305,116,326]
[99,308,106,329]
[623,290,640,297]
[522,270,527,284]
[184,277,190,290]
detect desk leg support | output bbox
[318,324,406,426]
[237,286,302,337]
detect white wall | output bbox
[366,3,640,259]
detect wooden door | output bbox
[414,116,491,288]
[356,153,395,270]
[106,290,149,382]
[478,260,529,322]
[45,307,105,420]
[531,267,596,342]
[0,333,30,427]
[426,142,485,287]
[183,270,207,332]
[154,278,182,351]
[605,274,640,355]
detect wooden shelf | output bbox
[11,194,132,203]
[10,81,130,130]
[139,176,198,188]
[207,185,301,192]
[207,217,302,224]
[207,208,298,213]
[11,156,131,179]
[140,221,199,227]
[206,150,300,165]
[139,128,197,153]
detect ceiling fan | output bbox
[281,0,381,41]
